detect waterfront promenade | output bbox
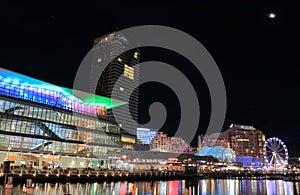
[1,169,300,184]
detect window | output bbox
[119,87,124,91]
[124,64,134,80]
[117,58,122,62]
[134,52,138,59]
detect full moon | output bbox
[268,13,276,19]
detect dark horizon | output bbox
[0,1,299,156]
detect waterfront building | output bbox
[205,124,265,158]
[0,67,126,168]
[90,32,140,135]
[149,132,192,154]
[227,124,265,158]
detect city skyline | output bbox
[0,1,299,156]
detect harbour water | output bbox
[1,179,299,194]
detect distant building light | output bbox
[134,52,138,59]
[97,58,102,62]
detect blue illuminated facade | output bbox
[137,128,158,145]
[195,146,235,162]
[235,156,264,168]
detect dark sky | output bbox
[0,1,299,156]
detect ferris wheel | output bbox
[263,137,288,169]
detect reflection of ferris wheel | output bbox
[263,137,288,169]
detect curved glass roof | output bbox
[195,146,235,161]
[0,67,126,114]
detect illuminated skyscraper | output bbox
[90,32,140,134]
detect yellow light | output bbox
[134,52,138,59]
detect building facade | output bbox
[90,32,140,135]
[203,137,230,148]
[149,132,192,154]
[0,67,125,168]
[227,124,265,158]
[120,129,136,150]
[136,128,158,145]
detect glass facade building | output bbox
[0,67,126,168]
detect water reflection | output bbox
[0,179,299,195]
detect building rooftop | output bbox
[229,124,256,130]
[0,67,126,112]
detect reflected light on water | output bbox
[1,179,299,194]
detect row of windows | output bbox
[0,117,45,137]
[0,134,117,154]
[0,113,121,147]
[0,134,42,149]
[0,81,104,116]
[124,64,134,80]
[0,98,120,134]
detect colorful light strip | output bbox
[0,67,127,115]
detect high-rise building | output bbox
[204,124,265,158]
[90,32,140,134]
[227,124,265,158]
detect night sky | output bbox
[0,1,299,156]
